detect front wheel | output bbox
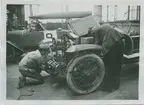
[66,54,105,94]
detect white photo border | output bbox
[1,0,144,104]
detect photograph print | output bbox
[6,4,140,100]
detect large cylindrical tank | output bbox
[93,5,102,22]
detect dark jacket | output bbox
[91,24,124,55]
[19,50,41,72]
[19,50,53,73]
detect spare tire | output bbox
[7,43,16,62]
[66,54,105,94]
[123,35,134,55]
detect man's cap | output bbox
[92,24,101,31]
[38,39,51,50]
[88,23,101,34]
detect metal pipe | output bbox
[107,5,109,22]
[128,6,130,20]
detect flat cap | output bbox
[38,39,51,49]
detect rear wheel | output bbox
[66,54,105,94]
[7,44,16,62]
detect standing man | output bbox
[17,40,54,88]
[88,24,125,92]
[12,14,20,30]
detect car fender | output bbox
[66,44,102,53]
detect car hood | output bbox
[69,16,100,36]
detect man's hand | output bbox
[46,52,54,61]
[40,64,46,70]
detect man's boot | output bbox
[17,76,26,89]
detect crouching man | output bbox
[17,40,54,89]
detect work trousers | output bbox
[102,39,124,90]
[19,67,44,85]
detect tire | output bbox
[123,35,134,55]
[66,54,105,94]
[7,44,16,62]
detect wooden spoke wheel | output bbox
[66,54,105,94]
